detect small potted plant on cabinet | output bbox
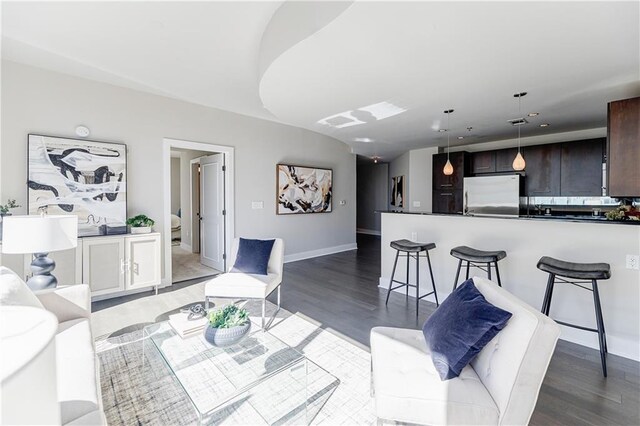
[204,305,252,347]
[126,214,155,234]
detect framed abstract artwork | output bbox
[276,164,332,214]
[391,175,404,208]
[27,134,127,237]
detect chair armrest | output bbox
[34,284,91,323]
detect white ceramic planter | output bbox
[130,226,151,234]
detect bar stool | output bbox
[450,246,507,290]
[537,256,611,377]
[385,239,439,315]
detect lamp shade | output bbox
[1,215,77,254]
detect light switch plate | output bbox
[251,201,264,210]
[339,200,346,206]
[413,201,421,207]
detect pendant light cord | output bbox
[518,94,522,153]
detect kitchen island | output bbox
[380,211,640,361]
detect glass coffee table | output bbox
[143,322,337,425]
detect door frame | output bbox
[162,138,235,286]
[190,158,201,253]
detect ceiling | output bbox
[3,1,639,161]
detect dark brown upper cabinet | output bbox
[471,151,496,174]
[432,152,469,190]
[560,138,605,196]
[496,148,519,172]
[523,144,561,196]
[607,97,640,197]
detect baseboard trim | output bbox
[180,242,192,251]
[285,243,358,263]
[356,228,381,236]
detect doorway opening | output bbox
[163,139,235,286]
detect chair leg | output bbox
[205,297,210,311]
[261,299,266,330]
[494,261,502,287]
[406,253,410,298]
[415,253,420,317]
[465,261,471,280]
[592,279,608,377]
[385,250,400,305]
[453,259,462,291]
[541,274,550,313]
[544,274,556,316]
[277,285,281,309]
[426,251,439,307]
[593,281,608,353]
[487,262,492,280]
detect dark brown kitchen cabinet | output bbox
[471,151,496,174]
[432,151,469,190]
[432,190,463,214]
[608,97,640,197]
[560,138,605,196]
[523,144,561,196]
[496,148,519,172]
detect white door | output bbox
[200,154,225,271]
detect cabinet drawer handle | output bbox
[476,166,491,170]
[440,184,453,187]
[441,193,453,196]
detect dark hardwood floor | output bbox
[279,233,640,426]
[95,233,640,425]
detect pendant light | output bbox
[443,109,454,175]
[512,92,527,171]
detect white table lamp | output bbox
[1,215,78,290]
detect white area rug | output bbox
[96,301,376,425]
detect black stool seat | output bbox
[537,256,611,280]
[390,239,436,253]
[450,246,507,263]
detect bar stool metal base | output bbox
[385,242,438,316]
[537,256,610,377]
[452,259,503,290]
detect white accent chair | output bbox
[370,276,561,426]
[0,266,105,425]
[204,238,284,329]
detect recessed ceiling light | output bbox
[457,136,464,140]
[438,129,447,133]
[354,137,375,143]
[540,123,550,127]
[528,112,539,117]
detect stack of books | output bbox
[168,312,208,339]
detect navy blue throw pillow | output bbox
[231,238,275,275]
[422,278,512,381]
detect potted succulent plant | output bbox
[126,214,155,234]
[0,199,21,240]
[204,305,252,347]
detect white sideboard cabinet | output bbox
[1,232,161,300]
[83,233,161,298]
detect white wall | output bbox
[0,61,357,282]
[381,212,640,361]
[170,156,181,215]
[388,151,410,211]
[408,147,437,213]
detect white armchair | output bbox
[370,276,561,425]
[204,238,284,329]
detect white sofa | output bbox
[0,266,105,425]
[370,276,561,426]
